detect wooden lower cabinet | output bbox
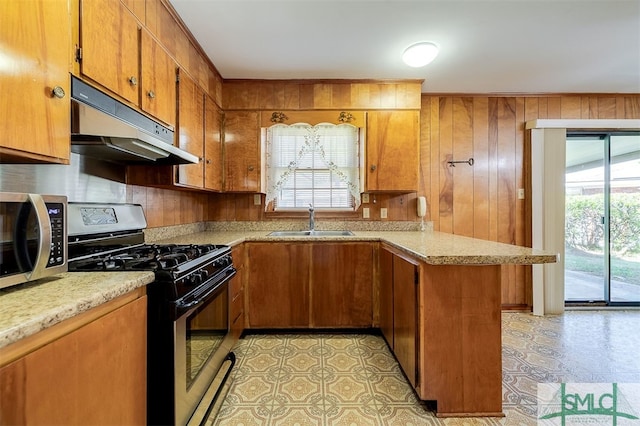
[0,293,147,425]
[243,240,502,416]
[246,242,375,329]
[419,263,503,417]
[381,243,502,417]
[229,245,245,340]
[379,248,394,344]
[247,243,310,328]
[392,253,419,387]
[311,243,373,328]
[379,246,418,387]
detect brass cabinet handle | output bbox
[370,165,377,171]
[51,86,65,99]
[147,90,155,99]
[128,76,138,86]
[248,165,254,171]
[206,159,211,164]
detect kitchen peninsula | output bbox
[151,228,557,417]
[0,229,556,419]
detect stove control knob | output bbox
[190,272,203,286]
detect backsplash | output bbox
[206,220,430,232]
[143,220,433,242]
[0,153,127,203]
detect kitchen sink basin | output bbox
[268,230,354,237]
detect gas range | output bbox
[66,202,237,425]
[69,241,233,301]
[66,202,234,301]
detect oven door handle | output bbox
[178,299,200,311]
[173,268,236,317]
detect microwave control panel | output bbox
[46,203,65,267]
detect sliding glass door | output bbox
[565,132,640,305]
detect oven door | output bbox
[174,269,236,425]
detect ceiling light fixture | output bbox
[402,42,439,67]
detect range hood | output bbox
[70,77,198,165]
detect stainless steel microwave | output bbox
[0,193,67,290]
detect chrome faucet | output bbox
[308,203,315,232]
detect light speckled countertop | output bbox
[0,229,556,351]
[152,230,558,266]
[0,272,154,350]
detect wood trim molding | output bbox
[526,119,640,129]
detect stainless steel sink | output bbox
[268,230,354,237]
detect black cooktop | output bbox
[68,244,229,273]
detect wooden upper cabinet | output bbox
[223,111,261,192]
[366,110,420,192]
[121,0,145,24]
[176,69,204,188]
[204,97,223,191]
[141,29,177,127]
[0,0,70,163]
[79,0,139,105]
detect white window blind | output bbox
[265,123,361,210]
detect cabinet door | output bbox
[204,96,223,191]
[0,296,146,425]
[80,0,139,105]
[0,0,70,162]
[366,110,419,191]
[176,69,204,188]
[141,29,177,127]
[121,0,146,23]
[247,243,310,327]
[310,243,373,327]
[223,111,260,192]
[229,245,245,340]
[379,248,394,346]
[393,255,419,387]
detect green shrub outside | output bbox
[565,193,640,256]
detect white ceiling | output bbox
[169,0,640,94]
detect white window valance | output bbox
[265,122,361,210]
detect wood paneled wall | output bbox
[135,89,640,308]
[126,184,210,228]
[223,80,423,110]
[206,192,415,222]
[421,94,640,308]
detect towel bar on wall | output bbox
[447,158,474,167]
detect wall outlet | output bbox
[362,193,369,204]
[254,194,261,205]
[380,208,388,219]
[517,188,525,200]
[363,207,370,219]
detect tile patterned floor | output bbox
[209,311,640,426]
